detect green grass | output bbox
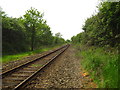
[0,57,2,64]
[75,44,118,88]
[2,45,61,63]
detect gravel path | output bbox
[26,46,97,89]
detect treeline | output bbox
[71,2,120,48]
[71,2,119,88]
[2,7,65,55]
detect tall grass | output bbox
[76,44,118,88]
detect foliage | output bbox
[2,7,66,55]
[66,39,71,43]
[71,2,120,48]
[72,2,119,88]
[53,32,65,45]
[23,7,45,51]
[76,45,118,88]
[2,14,28,55]
[71,32,84,44]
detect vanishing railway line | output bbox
[1,44,70,89]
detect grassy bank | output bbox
[75,44,118,88]
[2,45,61,63]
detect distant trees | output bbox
[53,32,65,45]
[2,8,65,55]
[71,32,83,44]
[71,2,120,48]
[66,39,71,43]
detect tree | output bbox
[23,7,44,51]
[53,32,65,45]
[2,11,28,55]
[2,8,66,55]
[55,32,62,38]
[72,2,120,48]
[36,23,53,46]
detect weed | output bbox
[76,44,118,88]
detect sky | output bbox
[0,0,99,40]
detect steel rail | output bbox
[1,44,68,78]
[14,44,69,89]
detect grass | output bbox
[75,44,118,88]
[2,45,61,63]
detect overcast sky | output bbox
[1,0,99,40]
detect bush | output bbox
[77,45,118,88]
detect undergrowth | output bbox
[75,44,118,88]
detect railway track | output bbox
[1,44,70,89]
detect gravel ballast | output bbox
[25,46,97,88]
[2,47,60,73]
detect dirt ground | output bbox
[26,45,97,89]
